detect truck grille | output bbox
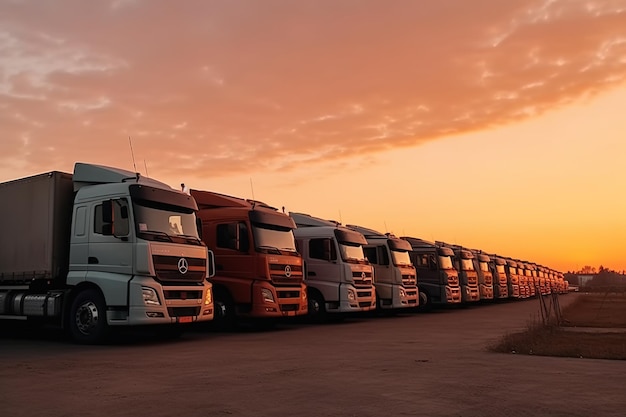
[357,290,372,299]
[447,275,459,286]
[353,271,373,286]
[276,290,301,299]
[163,290,203,300]
[270,263,303,283]
[153,255,206,283]
[402,274,417,286]
[467,274,478,285]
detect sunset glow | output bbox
[1,0,625,272]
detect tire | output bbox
[212,290,236,331]
[419,291,433,312]
[68,288,108,344]
[307,290,326,321]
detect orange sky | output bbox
[1,0,625,272]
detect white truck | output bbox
[0,163,214,343]
[345,225,419,311]
[289,213,376,318]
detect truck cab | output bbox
[437,242,480,304]
[515,261,529,298]
[470,250,494,301]
[0,163,214,343]
[401,237,461,307]
[345,225,419,311]
[504,258,521,299]
[487,254,509,299]
[192,190,307,325]
[290,213,376,318]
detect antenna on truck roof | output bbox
[249,178,256,209]
[128,136,138,175]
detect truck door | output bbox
[306,237,338,287]
[88,198,134,278]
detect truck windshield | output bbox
[479,262,489,272]
[461,259,474,270]
[391,249,412,266]
[252,224,297,253]
[439,256,453,269]
[133,201,202,244]
[496,264,505,273]
[338,243,367,264]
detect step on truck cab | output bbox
[401,237,461,307]
[0,163,215,344]
[191,190,308,325]
[289,213,376,318]
[470,250,494,301]
[486,254,509,299]
[437,242,480,303]
[345,225,419,311]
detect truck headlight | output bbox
[261,288,275,303]
[142,287,161,306]
[399,288,407,298]
[347,289,356,301]
[204,289,213,306]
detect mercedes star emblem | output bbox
[178,258,189,274]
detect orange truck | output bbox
[191,190,307,326]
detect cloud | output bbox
[0,0,625,181]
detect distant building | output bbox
[577,274,595,287]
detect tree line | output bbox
[565,266,626,289]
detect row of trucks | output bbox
[0,163,567,343]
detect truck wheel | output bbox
[419,292,432,312]
[213,291,236,331]
[69,289,108,344]
[307,291,326,321]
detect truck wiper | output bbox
[140,230,173,242]
[178,234,202,244]
[257,245,282,254]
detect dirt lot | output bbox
[2,294,625,417]
[562,292,626,328]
